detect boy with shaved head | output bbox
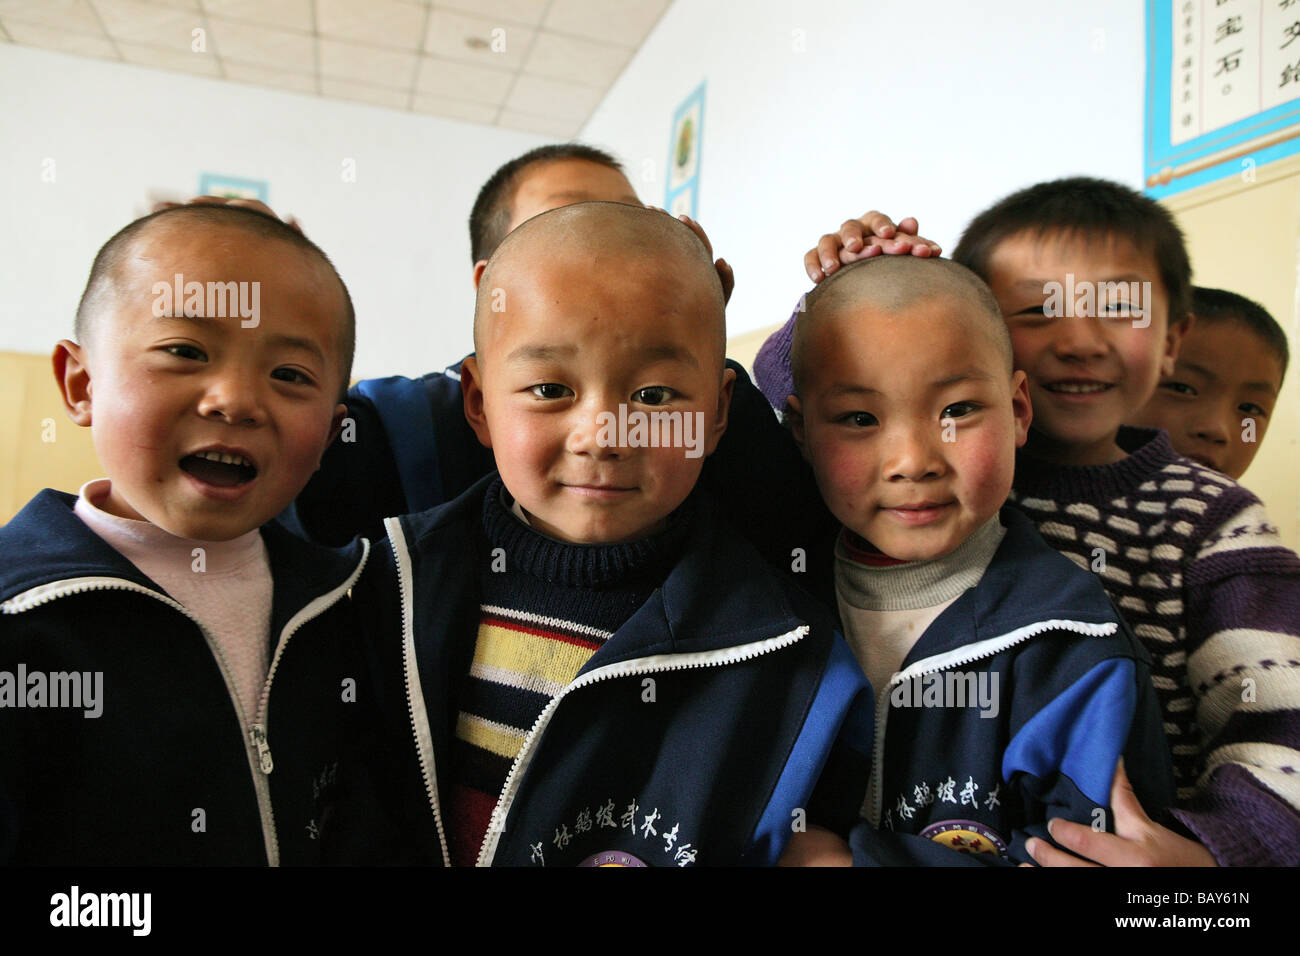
[353,202,872,867]
[782,256,1173,866]
[0,205,389,864]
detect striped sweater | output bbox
[1009,427,1300,866]
[445,480,687,866]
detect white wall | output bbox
[0,43,546,378]
[581,0,1146,336]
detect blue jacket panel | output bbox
[849,507,1176,866]
[0,490,388,865]
[352,474,873,867]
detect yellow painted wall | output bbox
[0,350,103,523]
[1161,155,1300,551]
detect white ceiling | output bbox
[0,0,673,137]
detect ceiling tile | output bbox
[496,109,579,138]
[118,38,220,75]
[423,8,533,71]
[91,0,198,47]
[504,73,601,121]
[0,0,102,35]
[206,15,315,72]
[542,0,669,47]
[437,0,545,27]
[1,16,117,56]
[414,54,513,105]
[319,38,418,88]
[320,76,409,110]
[411,93,497,124]
[199,0,311,32]
[223,58,316,94]
[316,0,426,51]
[524,30,628,87]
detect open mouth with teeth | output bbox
[179,450,258,487]
[1043,382,1114,394]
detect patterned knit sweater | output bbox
[445,480,689,866]
[1010,427,1300,866]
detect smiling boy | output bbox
[953,178,1300,866]
[353,202,872,867]
[0,205,382,864]
[783,256,1172,865]
[1128,286,1288,480]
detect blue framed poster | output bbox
[1145,0,1300,198]
[665,82,705,218]
[198,172,269,202]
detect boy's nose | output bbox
[197,371,266,426]
[566,406,622,458]
[1192,414,1230,446]
[883,422,945,481]
[1051,314,1110,359]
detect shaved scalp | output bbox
[791,256,1013,394]
[474,201,726,362]
[75,204,355,395]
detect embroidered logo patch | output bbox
[578,850,648,867]
[919,819,1007,856]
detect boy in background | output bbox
[782,255,1172,865]
[0,205,383,864]
[353,202,872,867]
[1129,286,1288,480]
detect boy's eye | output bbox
[272,367,313,386]
[1160,381,1197,397]
[1102,300,1142,320]
[941,401,980,420]
[164,344,206,361]
[1239,402,1267,417]
[836,411,878,428]
[530,383,573,400]
[633,386,675,406]
[1008,305,1052,323]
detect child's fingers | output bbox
[715,258,735,304]
[837,218,868,252]
[856,210,899,240]
[1107,758,1153,838]
[676,213,714,257]
[805,246,827,282]
[1027,829,1101,867]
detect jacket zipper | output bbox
[476,624,810,866]
[868,618,1119,826]
[384,518,811,867]
[386,517,452,868]
[3,549,369,864]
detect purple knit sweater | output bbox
[1010,427,1300,866]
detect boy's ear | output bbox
[52,340,93,427]
[1009,370,1033,448]
[460,355,493,449]
[1161,310,1194,377]
[703,366,736,456]
[472,260,488,289]
[786,394,810,460]
[319,402,349,464]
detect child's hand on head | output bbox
[806,212,942,282]
[151,195,304,234]
[646,207,734,304]
[1022,760,1217,867]
[777,825,853,867]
